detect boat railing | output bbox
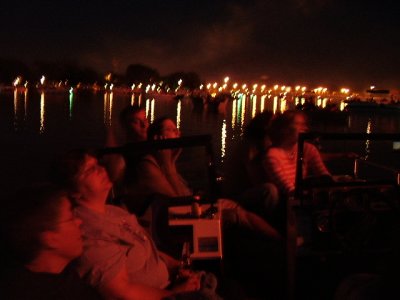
[97,134,221,203]
[295,132,400,203]
[354,157,400,185]
[287,132,400,299]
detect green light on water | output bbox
[69,92,74,120]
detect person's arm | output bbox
[99,264,201,300]
[140,156,191,197]
[220,198,282,240]
[77,240,172,300]
[238,207,283,240]
[99,266,173,300]
[321,151,359,162]
[306,143,331,177]
[163,170,192,198]
[139,157,181,197]
[156,149,192,197]
[158,251,180,275]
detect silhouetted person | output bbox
[0,183,101,300]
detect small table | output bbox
[168,203,223,259]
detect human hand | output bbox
[171,147,182,163]
[177,268,195,280]
[172,271,201,292]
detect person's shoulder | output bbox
[106,205,140,224]
[106,204,132,216]
[304,142,317,148]
[266,147,284,156]
[137,154,159,167]
[304,142,320,153]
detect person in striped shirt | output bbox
[264,110,331,196]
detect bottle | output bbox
[191,195,202,218]
[180,241,192,270]
[175,242,192,283]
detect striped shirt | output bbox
[264,142,330,194]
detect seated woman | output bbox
[50,149,219,300]
[264,110,332,197]
[126,116,282,240]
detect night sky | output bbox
[0,0,399,91]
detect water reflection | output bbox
[260,95,266,112]
[145,98,155,123]
[14,88,29,131]
[138,93,142,107]
[151,98,155,123]
[231,94,246,138]
[240,94,245,136]
[103,92,113,126]
[13,89,19,131]
[365,118,372,158]
[322,97,328,108]
[251,95,257,118]
[146,99,150,120]
[221,119,227,162]
[40,91,45,134]
[24,89,28,121]
[280,96,287,112]
[69,91,74,120]
[231,98,236,129]
[3,90,400,171]
[273,96,278,114]
[176,100,181,129]
[316,96,322,107]
[293,96,300,107]
[131,93,135,106]
[340,101,346,111]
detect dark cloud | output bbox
[0,0,399,90]
[292,0,334,15]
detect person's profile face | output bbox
[127,110,148,141]
[76,155,112,196]
[160,119,180,139]
[292,114,308,134]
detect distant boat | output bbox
[344,99,400,112]
[366,88,390,96]
[364,88,393,103]
[345,100,380,109]
[344,88,398,111]
[303,108,349,125]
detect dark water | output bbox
[1,89,400,193]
